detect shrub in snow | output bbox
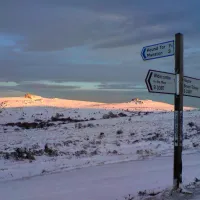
[102,114,109,119]
[90,117,96,120]
[194,177,200,182]
[118,112,127,117]
[132,140,139,144]
[112,150,118,154]
[41,169,47,174]
[107,150,118,155]
[83,144,89,149]
[75,123,82,129]
[186,177,200,190]
[4,148,36,161]
[188,122,195,127]
[115,141,120,146]
[136,149,155,158]
[89,139,101,145]
[44,144,58,156]
[138,190,147,196]
[124,194,134,200]
[138,189,161,197]
[103,111,118,119]
[96,140,101,145]
[63,140,73,146]
[32,143,40,149]
[84,136,89,141]
[136,149,143,154]
[75,123,94,129]
[55,113,64,118]
[193,143,199,147]
[18,117,25,120]
[98,132,105,139]
[108,111,118,118]
[116,129,123,135]
[87,123,95,128]
[74,150,87,157]
[34,119,43,122]
[90,149,99,156]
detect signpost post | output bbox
[142,33,200,191]
[174,33,184,190]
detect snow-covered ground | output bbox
[0,96,200,199]
[1,154,200,200]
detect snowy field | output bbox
[0,96,200,199]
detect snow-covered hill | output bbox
[0,96,199,182]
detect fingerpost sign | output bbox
[141,33,200,190]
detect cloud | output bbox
[0,81,81,96]
[0,0,200,86]
[92,3,200,49]
[0,2,95,51]
[98,83,146,90]
[0,1,130,52]
[18,83,80,90]
[2,0,199,51]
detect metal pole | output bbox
[173,33,184,190]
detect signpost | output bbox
[142,33,200,191]
[141,40,174,61]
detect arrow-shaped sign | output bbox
[145,70,200,98]
[141,40,174,61]
[145,70,175,94]
[183,76,200,98]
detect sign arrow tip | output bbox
[141,47,146,60]
[145,70,151,92]
[148,72,153,91]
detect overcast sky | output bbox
[1,0,200,86]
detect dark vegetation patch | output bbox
[1,144,58,161]
[5,122,54,129]
[102,111,128,119]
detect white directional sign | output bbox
[183,76,200,98]
[145,70,200,98]
[141,40,174,61]
[145,70,175,94]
